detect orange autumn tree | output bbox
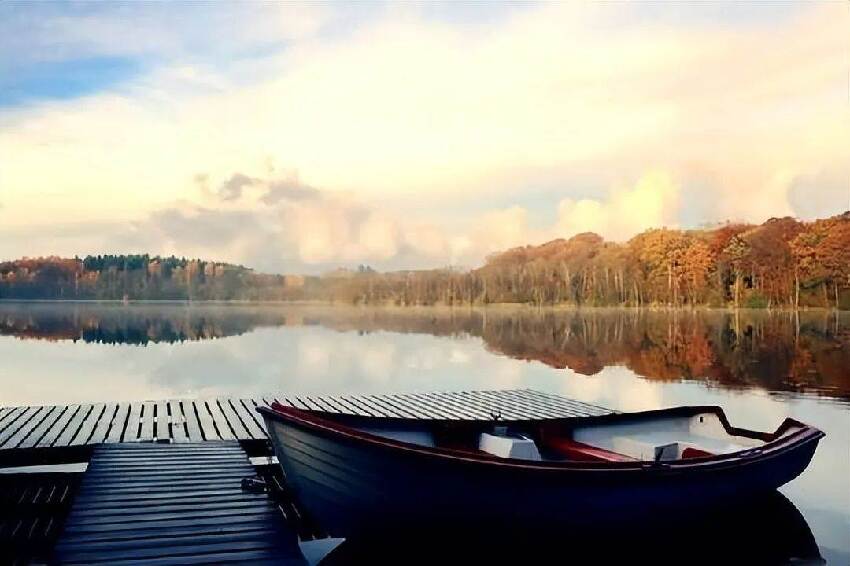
[792,212,850,308]
[681,238,714,305]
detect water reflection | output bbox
[0,303,847,562]
[1,303,847,401]
[320,492,822,565]
[0,303,285,345]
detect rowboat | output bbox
[257,403,823,537]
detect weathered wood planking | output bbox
[54,442,305,564]
[0,389,612,451]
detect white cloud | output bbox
[557,170,680,241]
[358,212,400,261]
[470,207,533,255]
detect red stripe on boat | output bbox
[544,438,636,463]
[681,446,714,459]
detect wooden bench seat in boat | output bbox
[542,437,637,463]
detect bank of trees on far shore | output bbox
[1,212,847,309]
[316,212,849,310]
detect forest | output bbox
[1,212,847,309]
[0,255,293,301]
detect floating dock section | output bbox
[54,442,304,565]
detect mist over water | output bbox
[0,303,847,562]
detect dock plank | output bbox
[0,406,43,448]
[471,390,541,420]
[524,388,612,415]
[105,404,131,444]
[507,390,585,418]
[168,400,189,443]
[138,401,155,441]
[284,395,309,410]
[2,405,56,449]
[303,396,336,413]
[0,406,35,445]
[155,400,170,441]
[182,401,205,442]
[205,399,235,440]
[122,403,143,443]
[20,404,68,448]
[0,406,18,428]
[372,394,432,419]
[216,399,249,439]
[228,399,266,439]
[316,395,355,415]
[397,393,456,419]
[362,395,416,418]
[88,403,119,445]
[194,401,220,440]
[422,392,487,420]
[38,404,81,447]
[71,403,107,446]
[334,395,375,417]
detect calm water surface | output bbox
[1,303,847,562]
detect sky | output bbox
[0,1,848,273]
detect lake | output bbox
[0,303,847,562]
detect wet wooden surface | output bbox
[0,389,613,450]
[54,442,304,565]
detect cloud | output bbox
[263,178,321,205]
[556,170,681,241]
[789,167,850,221]
[112,170,539,271]
[218,173,259,201]
[111,171,446,271]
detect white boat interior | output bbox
[351,411,796,463]
[569,412,764,462]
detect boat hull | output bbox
[260,410,822,537]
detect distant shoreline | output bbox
[0,298,845,313]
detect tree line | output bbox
[314,212,849,309]
[0,255,293,301]
[0,212,847,309]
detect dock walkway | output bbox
[54,442,305,565]
[0,389,612,451]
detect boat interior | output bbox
[342,410,802,463]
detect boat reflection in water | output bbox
[316,491,821,565]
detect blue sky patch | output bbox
[0,56,142,107]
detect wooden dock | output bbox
[0,389,612,452]
[0,389,614,564]
[54,442,306,565]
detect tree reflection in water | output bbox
[0,304,846,401]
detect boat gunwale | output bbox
[257,404,825,474]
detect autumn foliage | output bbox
[468,213,847,309]
[0,212,847,308]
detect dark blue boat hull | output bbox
[262,414,821,537]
